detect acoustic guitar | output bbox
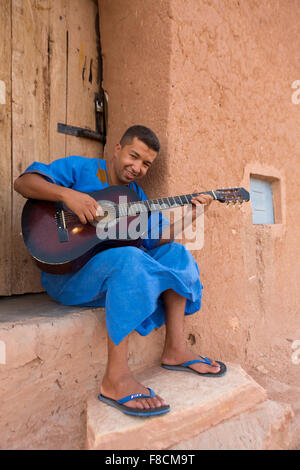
[21,185,250,274]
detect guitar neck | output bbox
[123,191,214,217]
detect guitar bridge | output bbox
[55,203,69,243]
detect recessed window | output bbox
[250,176,275,224]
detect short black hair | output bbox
[120,125,160,153]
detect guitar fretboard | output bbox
[118,191,214,218]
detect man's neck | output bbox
[105,159,117,186]
[106,159,130,186]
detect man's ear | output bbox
[114,143,121,156]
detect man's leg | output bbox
[161,289,221,374]
[100,332,167,409]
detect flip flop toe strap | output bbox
[181,356,212,367]
[117,387,155,405]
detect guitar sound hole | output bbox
[90,201,117,228]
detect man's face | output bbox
[112,137,157,184]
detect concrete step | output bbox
[86,363,269,450]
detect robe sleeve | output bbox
[21,156,87,188]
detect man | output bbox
[14,125,226,417]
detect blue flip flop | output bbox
[161,356,227,377]
[98,387,170,417]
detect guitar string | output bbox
[56,190,243,223]
[59,197,243,220]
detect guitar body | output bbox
[21,185,143,274]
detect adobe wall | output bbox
[99,0,172,198]
[99,0,300,386]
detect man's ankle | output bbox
[102,368,132,385]
[162,343,186,356]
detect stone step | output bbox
[248,374,300,449]
[0,293,167,449]
[0,293,164,370]
[172,400,294,450]
[86,363,268,450]
[0,294,293,450]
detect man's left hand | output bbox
[191,190,214,216]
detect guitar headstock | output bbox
[214,187,250,205]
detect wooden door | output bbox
[0,0,104,295]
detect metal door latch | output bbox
[57,93,106,143]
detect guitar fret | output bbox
[119,205,125,217]
[160,198,168,209]
[144,200,150,212]
[129,203,137,215]
[128,202,147,215]
[136,203,146,213]
[167,197,172,207]
[127,204,133,216]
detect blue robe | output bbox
[23,156,203,345]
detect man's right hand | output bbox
[62,188,103,225]
[14,173,103,225]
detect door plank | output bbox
[0,0,12,295]
[49,0,67,161]
[11,0,51,294]
[65,0,103,158]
